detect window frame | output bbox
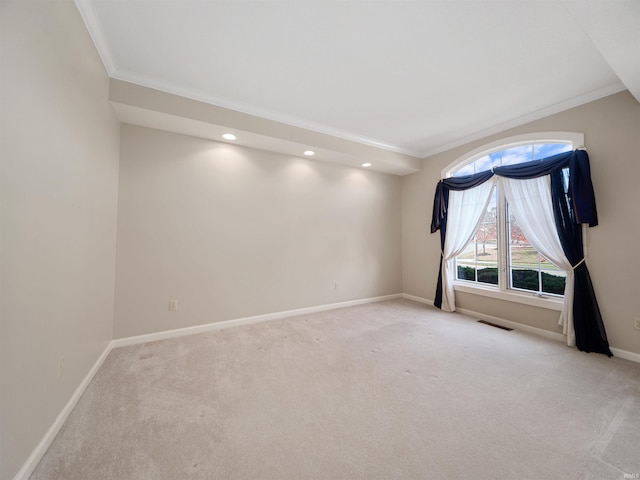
[443,132,585,312]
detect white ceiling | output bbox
[76,0,640,174]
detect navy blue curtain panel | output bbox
[551,165,611,356]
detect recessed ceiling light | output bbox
[362,162,372,167]
[222,133,237,141]
[303,150,315,156]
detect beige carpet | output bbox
[31,299,640,479]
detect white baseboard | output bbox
[402,293,640,363]
[403,292,567,342]
[13,342,112,480]
[455,306,567,343]
[403,292,566,342]
[111,293,403,348]
[402,293,435,306]
[610,347,640,364]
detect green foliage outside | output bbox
[457,266,565,295]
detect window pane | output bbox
[453,162,475,177]
[508,208,538,292]
[501,145,533,166]
[456,191,497,285]
[474,152,501,174]
[541,261,566,295]
[533,143,571,160]
[477,193,498,285]
[508,206,565,295]
[456,243,477,281]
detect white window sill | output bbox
[453,281,564,311]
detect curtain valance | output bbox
[431,150,598,234]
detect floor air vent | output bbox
[477,320,513,331]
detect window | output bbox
[444,132,583,308]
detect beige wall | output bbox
[0,2,120,478]
[113,125,402,338]
[403,91,640,355]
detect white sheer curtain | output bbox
[498,176,575,346]
[441,180,495,312]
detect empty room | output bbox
[2,1,640,479]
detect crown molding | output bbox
[112,70,626,162]
[74,0,117,75]
[418,81,627,159]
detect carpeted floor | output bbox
[31,299,640,479]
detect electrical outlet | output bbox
[169,300,178,312]
[634,317,640,331]
[57,357,64,379]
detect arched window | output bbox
[443,132,583,309]
[432,132,611,356]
